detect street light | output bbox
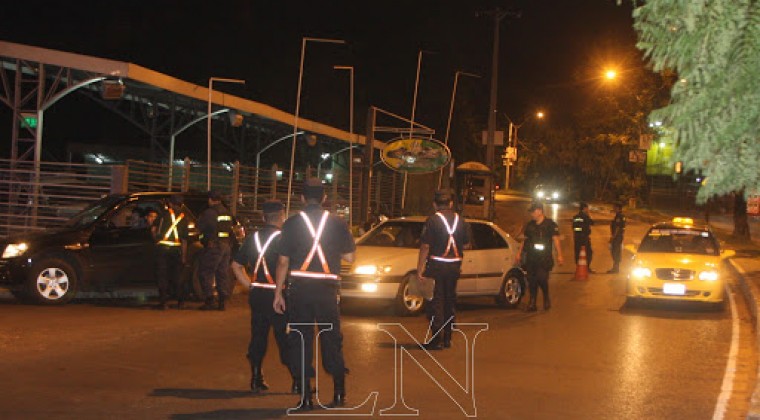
[504,110,545,190]
[438,70,480,189]
[253,131,305,212]
[286,36,346,215]
[333,65,355,227]
[169,108,230,190]
[402,50,434,210]
[207,77,245,190]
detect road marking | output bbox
[712,283,740,420]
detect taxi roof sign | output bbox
[672,217,694,225]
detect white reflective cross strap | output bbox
[252,230,281,285]
[290,211,339,280]
[250,282,277,289]
[430,212,462,262]
[158,209,184,246]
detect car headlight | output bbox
[2,242,28,259]
[552,191,559,199]
[537,191,545,198]
[353,265,392,275]
[698,270,719,281]
[630,267,652,279]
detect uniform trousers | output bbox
[286,279,345,380]
[156,246,185,303]
[425,261,461,337]
[199,239,231,299]
[248,288,289,368]
[610,237,623,270]
[573,235,593,267]
[526,264,551,304]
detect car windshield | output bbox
[64,195,124,228]
[638,228,719,256]
[358,221,423,248]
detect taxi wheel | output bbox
[496,272,524,308]
[25,258,78,305]
[395,275,425,317]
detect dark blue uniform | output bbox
[197,202,233,309]
[420,209,469,349]
[233,224,291,389]
[572,210,594,268]
[279,203,355,390]
[609,208,626,273]
[523,217,560,310]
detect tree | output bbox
[632,0,759,240]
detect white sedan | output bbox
[340,216,526,316]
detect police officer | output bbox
[572,202,595,272]
[231,199,295,394]
[517,202,564,311]
[197,190,234,311]
[154,195,189,310]
[416,189,469,351]
[607,202,626,274]
[273,178,355,411]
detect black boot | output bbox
[199,297,216,311]
[292,379,313,411]
[291,377,301,395]
[250,365,269,393]
[423,336,443,351]
[443,329,452,348]
[328,375,346,408]
[526,295,537,312]
[217,297,226,311]
[543,295,551,310]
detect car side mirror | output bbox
[721,249,736,259]
[624,244,637,254]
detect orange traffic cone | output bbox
[574,246,589,281]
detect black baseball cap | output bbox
[169,195,184,205]
[262,199,284,214]
[434,189,453,203]
[208,190,223,200]
[302,178,325,199]
[528,202,544,212]
[579,202,588,210]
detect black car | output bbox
[0,192,243,304]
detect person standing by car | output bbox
[607,202,626,274]
[416,189,470,351]
[197,190,234,311]
[572,202,595,273]
[231,199,295,394]
[273,178,355,411]
[516,202,563,311]
[154,196,189,310]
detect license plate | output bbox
[663,283,686,295]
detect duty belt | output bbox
[251,230,280,288]
[430,212,462,263]
[290,211,339,280]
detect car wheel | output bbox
[26,258,78,304]
[395,274,425,316]
[496,272,524,308]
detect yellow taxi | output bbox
[625,217,735,307]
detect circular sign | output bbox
[380,137,451,174]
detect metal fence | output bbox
[0,158,402,238]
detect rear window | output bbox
[638,228,719,256]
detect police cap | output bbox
[579,202,588,210]
[169,195,184,205]
[302,178,325,200]
[262,199,284,214]
[208,190,223,200]
[434,189,453,204]
[528,202,544,212]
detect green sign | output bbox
[20,114,38,129]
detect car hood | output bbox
[4,228,88,247]
[633,253,720,270]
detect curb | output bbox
[726,258,760,419]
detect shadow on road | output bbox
[150,388,274,400]
[171,408,287,419]
[618,299,726,320]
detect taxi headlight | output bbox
[2,242,28,259]
[699,270,719,281]
[353,264,392,275]
[631,267,652,279]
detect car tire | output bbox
[26,257,78,305]
[496,271,524,308]
[395,274,425,317]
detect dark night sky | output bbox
[0,0,637,158]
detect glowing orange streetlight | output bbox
[536,111,545,119]
[604,69,617,80]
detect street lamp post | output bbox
[402,50,431,210]
[438,70,480,189]
[168,109,230,190]
[253,131,305,212]
[504,111,544,190]
[334,65,354,227]
[207,77,245,191]
[286,37,346,215]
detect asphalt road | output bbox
[0,201,755,419]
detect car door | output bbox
[470,223,511,293]
[88,199,157,287]
[457,222,477,293]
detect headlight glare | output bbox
[354,264,392,275]
[2,242,28,259]
[537,191,545,198]
[699,270,719,281]
[552,192,559,199]
[631,267,652,278]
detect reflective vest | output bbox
[158,208,185,247]
[216,214,233,238]
[250,230,280,289]
[572,215,585,233]
[290,211,339,280]
[429,212,462,263]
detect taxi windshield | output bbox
[638,228,719,256]
[358,221,423,248]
